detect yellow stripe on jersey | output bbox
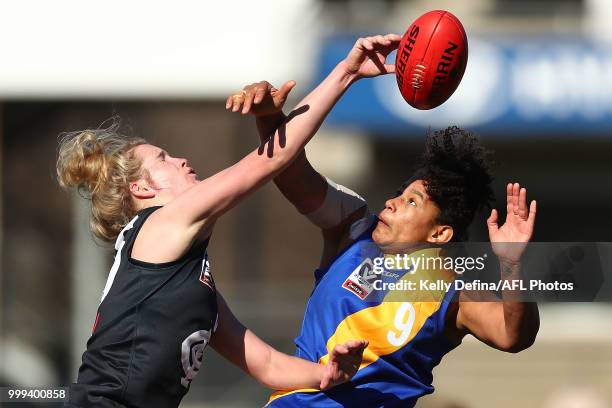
[269,248,455,405]
[318,301,439,367]
[319,249,454,367]
[268,388,319,405]
[269,301,444,404]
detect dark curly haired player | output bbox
[229,34,540,407]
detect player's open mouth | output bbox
[377,216,390,228]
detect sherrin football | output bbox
[395,10,468,110]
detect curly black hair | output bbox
[397,126,494,241]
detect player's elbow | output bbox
[496,325,539,353]
[498,337,535,354]
[254,349,282,390]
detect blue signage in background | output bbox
[315,35,612,137]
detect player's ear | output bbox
[427,224,453,244]
[129,179,156,199]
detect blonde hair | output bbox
[56,118,147,242]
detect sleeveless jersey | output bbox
[68,206,218,408]
[268,215,458,408]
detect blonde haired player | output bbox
[55,34,409,408]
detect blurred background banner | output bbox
[0,1,611,408]
[316,36,612,136]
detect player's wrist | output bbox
[499,259,522,279]
[336,60,361,85]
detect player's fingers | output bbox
[225,95,233,109]
[512,183,520,215]
[373,34,387,45]
[253,87,266,104]
[518,188,528,219]
[506,182,513,216]
[231,93,244,112]
[344,340,363,353]
[333,344,349,355]
[487,208,498,226]
[242,89,256,114]
[383,64,396,73]
[320,376,330,390]
[343,340,357,349]
[384,33,402,43]
[527,200,537,226]
[354,37,365,51]
[351,339,368,353]
[255,80,271,90]
[278,80,297,99]
[362,38,374,51]
[487,209,499,235]
[252,81,271,104]
[356,339,368,350]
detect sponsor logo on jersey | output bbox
[199,251,215,290]
[342,258,377,300]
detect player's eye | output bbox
[408,198,416,206]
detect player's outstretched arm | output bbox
[455,183,540,353]
[138,38,398,262]
[228,34,401,267]
[210,292,367,390]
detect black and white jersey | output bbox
[68,206,218,408]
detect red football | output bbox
[395,10,468,110]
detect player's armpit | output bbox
[306,177,368,228]
[319,206,369,269]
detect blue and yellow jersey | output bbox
[268,216,458,408]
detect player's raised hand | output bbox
[319,340,368,390]
[342,34,402,79]
[225,80,296,116]
[487,182,537,263]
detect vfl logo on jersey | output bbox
[342,258,377,300]
[199,251,215,290]
[180,329,211,388]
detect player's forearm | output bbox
[265,62,354,164]
[254,64,357,214]
[497,260,540,352]
[211,295,324,390]
[260,348,324,390]
[167,67,356,230]
[256,111,286,142]
[256,113,326,213]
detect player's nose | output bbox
[384,198,396,212]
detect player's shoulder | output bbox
[319,211,378,269]
[348,210,377,241]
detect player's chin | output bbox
[372,225,391,247]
